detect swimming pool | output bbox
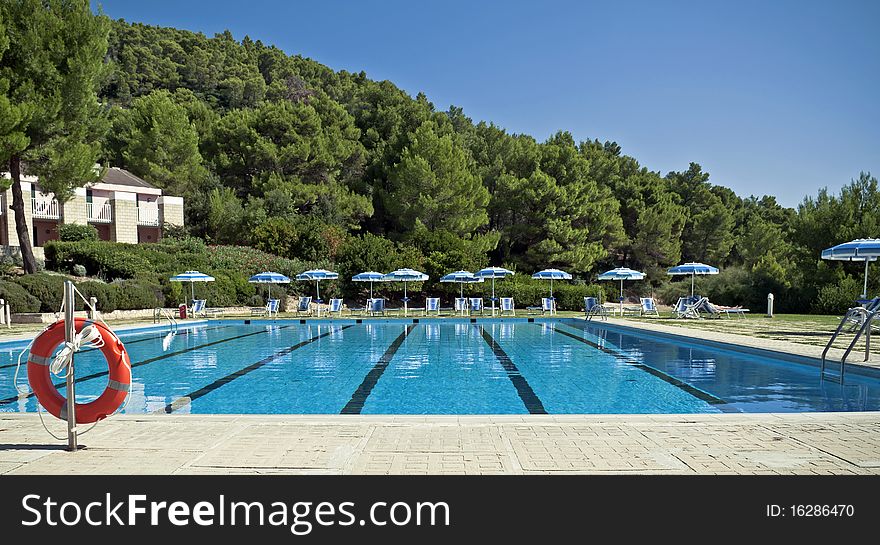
[1,319,879,414]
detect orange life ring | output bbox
[27,318,131,424]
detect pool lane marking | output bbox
[0,324,233,371]
[546,323,729,407]
[340,324,416,415]
[164,325,354,413]
[478,325,548,415]
[0,325,292,406]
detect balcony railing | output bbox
[137,205,160,226]
[87,202,113,223]
[32,198,60,220]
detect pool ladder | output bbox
[820,306,877,383]
[153,307,178,333]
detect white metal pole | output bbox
[620,279,624,317]
[316,280,321,317]
[63,281,78,451]
[863,260,870,299]
[404,281,408,317]
[491,277,496,316]
[691,273,695,297]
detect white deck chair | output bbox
[425,297,440,316]
[640,297,660,317]
[499,297,515,316]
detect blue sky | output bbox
[94,0,879,207]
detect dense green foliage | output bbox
[58,223,99,242]
[3,15,878,313]
[0,0,110,272]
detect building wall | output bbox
[110,191,138,244]
[1,173,184,251]
[158,196,184,228]
[62,187,88,225]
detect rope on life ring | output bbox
[26,317,131,424]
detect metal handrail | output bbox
[821,307,876,382]
[153,307,178,332]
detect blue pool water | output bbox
[1,319,878,414]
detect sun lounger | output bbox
[425,297,440,316]
[295,296,312,316]
[468,298,484,316]
[541,297,555,315]
[328,298,343,316]
[499,297,515,316]
[640,297,660,317]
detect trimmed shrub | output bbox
[0,280,41,313]
[76,281,118,313]
[58,223,98,242]
[15,273,66,312]
[72,264,87,277]
[111,280,164,310]
[813,276,862,315]
[44,241,152,279]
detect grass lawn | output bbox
[624,312,847,347]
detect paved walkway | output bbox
[2,413,879,475]
[600,317,880,370]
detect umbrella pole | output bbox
[620,279,624,317]
[864,260,870,299]
[191,282,195,304]
[492,277,496,317]
[404,282,408,317]
[550,278,554,315]
[458,282,464,316]
[316,280,320,317]
[691,273,695,298]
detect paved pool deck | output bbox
[2,316,879,475]
[1,413,879,475]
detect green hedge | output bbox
[58,223,98,242]
[111,279,164,310]
[44,241,153,280]
[15,273,66,312]
[76,281,118,313]
[0,280,41,313]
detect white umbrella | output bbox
[352,271,385,300]
[296,269,339,317]
[383,268,429,317]
[440,271,484,316]
[248,271,291,301]
[474,266,515,316]
[531,269,573,315]
[169,270,215,303]
[667,262,718,297]
[597,267,646,316]
[822,239,880,299]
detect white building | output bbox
[1,167,184,258]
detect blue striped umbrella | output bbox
[440,271,484,299]
[532,269,573,315]
[248,271,291,300]
[352,271,386,299]
[822,239,880,298]
[170,270,215,302]
[598,267,646,315]
[667,262,718,297]
[475,267,515,316]
[383,268,429,316]
[296,269,339,316]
